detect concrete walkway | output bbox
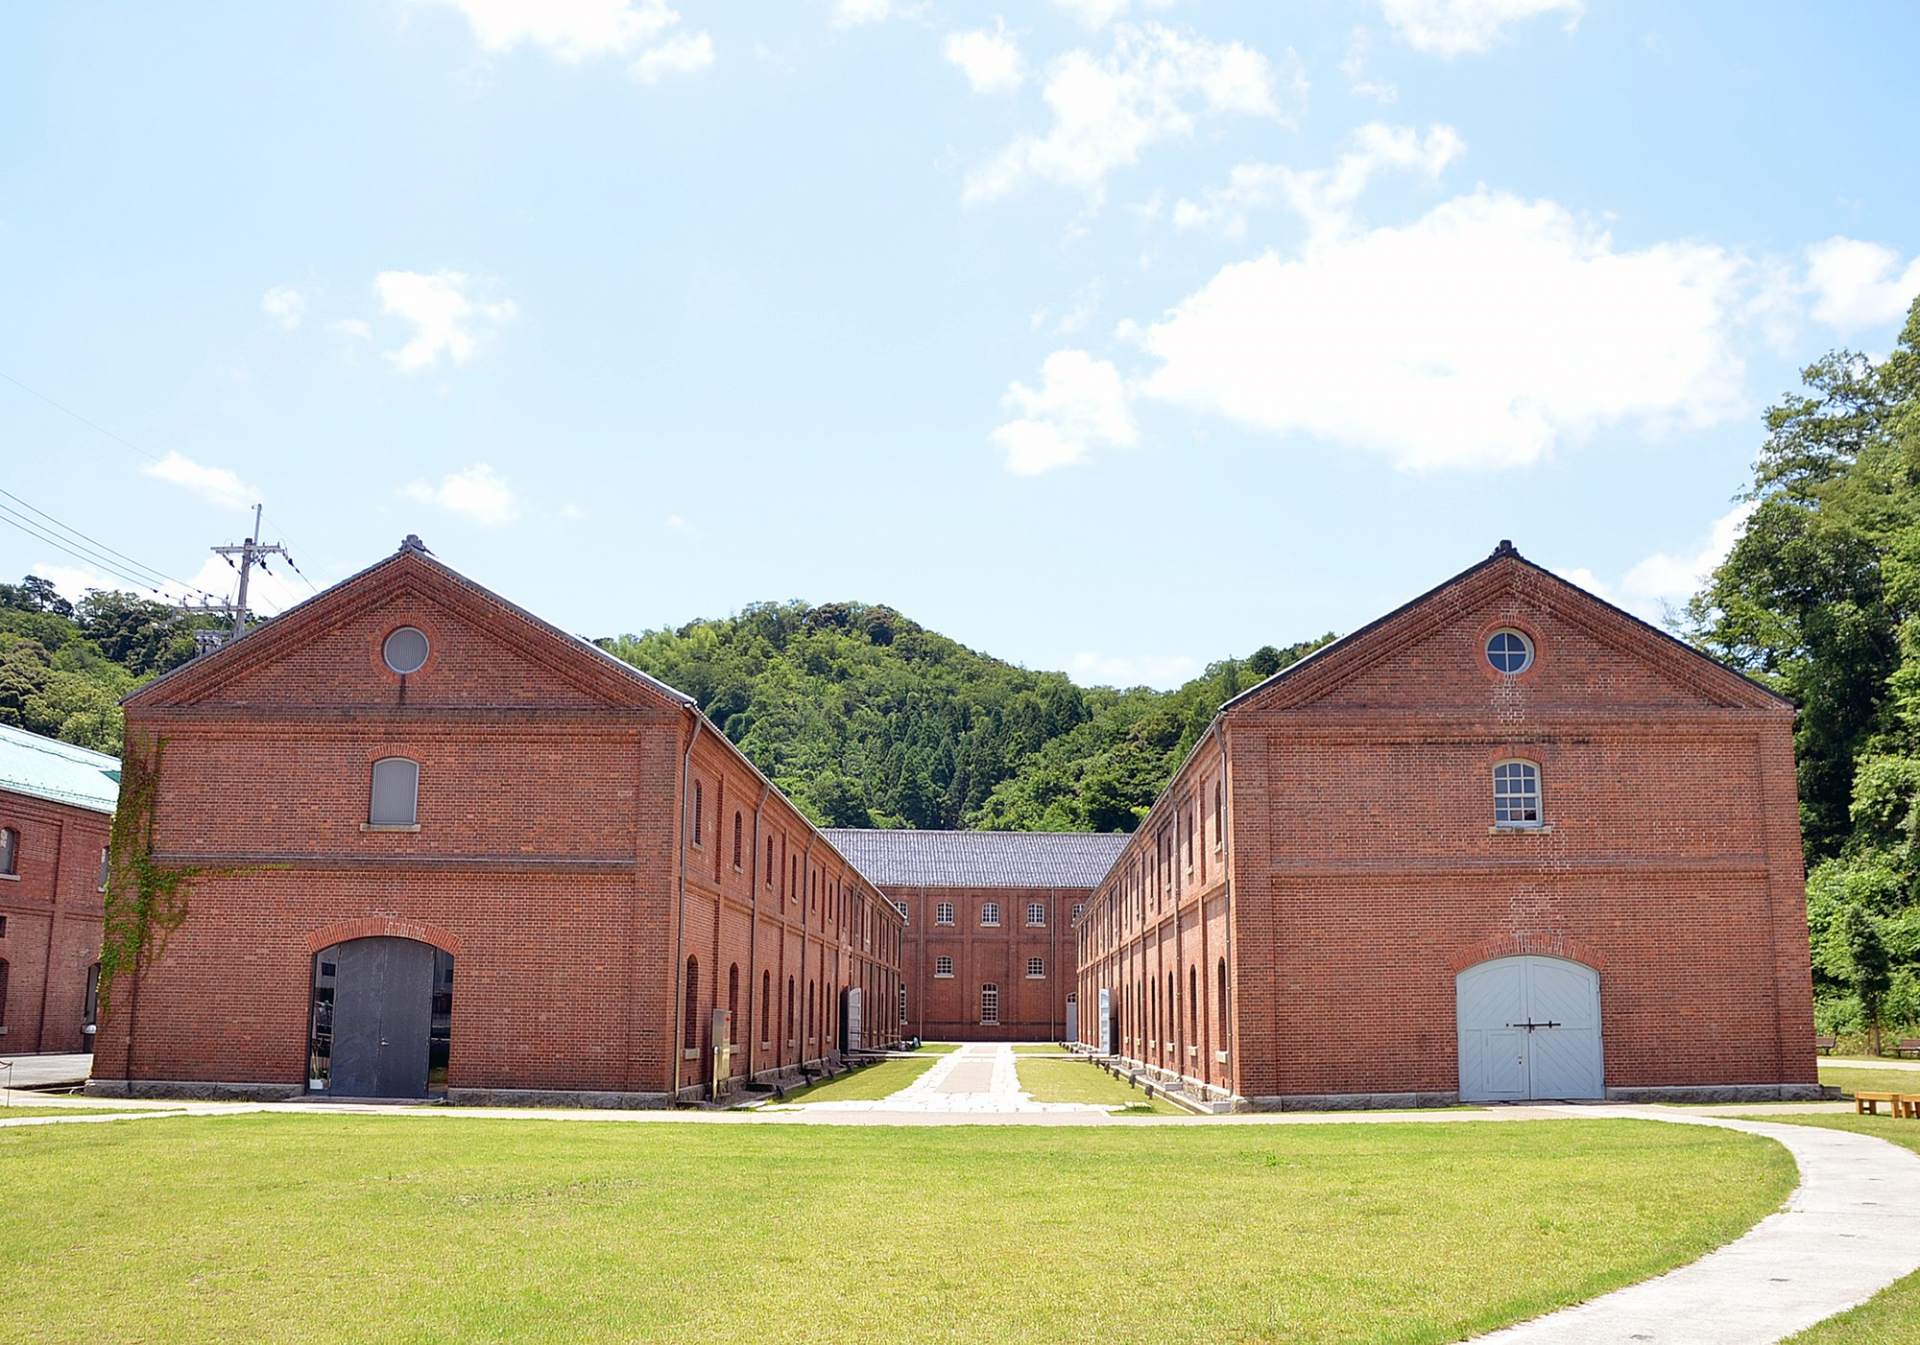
[1469,1106,1920,1345]
[1825,1055,1920,1072]
[780,1042,1114,1115]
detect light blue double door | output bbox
[1456,955,1604,1102]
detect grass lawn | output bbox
[774,1057,933,1104]
[1016,1057,1185,1114]
[1011,1043,1067,1055]
[1738,1114,1920,1345]
[0,1114,1790,1344]
[0,1105,175,1120]
[905,1041,959,1054]
[1817,1064,1920,1097]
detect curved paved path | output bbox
[1469,1107,1920,1345]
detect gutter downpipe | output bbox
[746,780,770,1082]
[670,713,707,1101]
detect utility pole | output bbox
[184,504,293,651]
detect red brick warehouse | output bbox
[90,537,903,1105]
[0,725,118,1057]
[825,829,1125,1041]
[1075,542,1820,1109]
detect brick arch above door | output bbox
[304,917,463,957]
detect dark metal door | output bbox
[329,937,435,1098]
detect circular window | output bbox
[1486,629,1533,675]
[383,626,429,675]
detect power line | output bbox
[0,486,221,600]
[0,370,165,465]
[0,507,170,597]
[256,508,320,595]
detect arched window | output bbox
[1493,760,1542,827]
[1215,779,1224,848]
[760,970,771,1045]
[786,976,795,1042]
[1217,957,1229,1053]
[732,812,743,869]
[683,956,700,1050]
[691,782,704,847]
[766,837,775,886]
[0,826,16,876]
[980,902,1000,927]
[1188,965,1198,1045]
[980,983,999,1026]
[728,964,740,1044]
[0,957,9,1029]
[1166,971,1175,1045]
[368,758,419,827]
[807,980,816,1040]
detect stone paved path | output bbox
[790,1042,1113,1115]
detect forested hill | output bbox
[599,608,1333,832]
[0,572,1332,833]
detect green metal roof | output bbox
[0,724,120,815]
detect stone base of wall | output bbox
[85,1079,304,1103]
[449,1087,673,1109]
[1605,1082,1826,1104]
[1248,1090,1460,1112]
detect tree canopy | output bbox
[1688,297,1920,1037]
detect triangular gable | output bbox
[127,540,694,713]
[1224,542,1790,717]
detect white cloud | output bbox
[417,0,713,81]
[331,318,373,339]
[1173,122,1462,240]
[1067,650,1202,689]
[1031,278,1105,336]
[1142,190,1755,471]
[1051,0,1131,27]
[830,0,884,25]
[945,21,1025,95]
[180,555,307,618]
[1559,501,1757,624]
[1805,236,1920,331]
[1378,0,1582,55]
[30,561,122,602]
[375,270,516,372]
[663,513,704,539]
[401,463,521,525]
[142,451,261,511]
[629,29,713,81]
[1339,26,1397,102]
[260,286,307,331]
[964,23,1291,205]
[990,349,1135,475]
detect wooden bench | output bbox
[1814,1035,1837,1055]
[1854,1091,1920,1118]
[1897,1038,1920,1058]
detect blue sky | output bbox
[3,1,1917,688]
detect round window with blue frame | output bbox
[1486,629,1533,675]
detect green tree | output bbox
[1828,904,1894,1055]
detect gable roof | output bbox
[823,828,1129,889]
[1220,539,1792,716]
[126,536,695,711]
[0,724,120,814]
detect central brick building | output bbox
[90,538,901,1105]
[1075,542,1819,1108]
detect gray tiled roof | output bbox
[823,828,1128,890]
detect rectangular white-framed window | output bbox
[0,826,19,876]
[980,902,1001,927]
[1071,901,1084,924]
[936,901,955,926]
[980,983,999,1025]
[1026,957,1045,979]
[899,984,908,1024]
[368,757,420,827]
[1026,901,1045,927]
[934,955,954,978]
[894,899,909,919]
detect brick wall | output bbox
[0,787,108,1053]
[885,883,1084,1041]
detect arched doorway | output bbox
[1455,955,1602,1102]
[308,937,453,1098]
